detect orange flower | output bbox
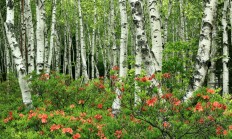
[70,104,75,109]
[162,73,171,79]
[223,130,228,135]
[94,114,102,121]
[207,88,215,94]
[112,66,119,71]
[50,124,61,132]
[73,133,81,139]
[195,102,203,112]
[146,97,158,107]
[162,93,173,100]
[97,104,103,109]
[114,130,122,138]
[38,114,48,123]
[62,128,73,134]
[78,100,85,105]
[163,121,170,128]
[202,95,210,100]
[229,125,232,130]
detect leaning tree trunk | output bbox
[47,0,57,74]
[78,0,89,82]
[112,0,128,115]
[36,0,45,74]
[222,0,229,96]
[5,0,32,107]
[184,0,217,101]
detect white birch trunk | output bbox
[78,0,89,82]
[25,0,35,74]
[112,0,128,115]
[110,0,117,67]
[184,0,217,101]
[68,25,72,77]
[5,0,32,107]
[55,30,60,72]
[36,0,45,74]
[163,0,172,44]
[179,0,185,41]
[222,0,229,95]
[47,0,57,73]
[91,0,96,79]
[75,17,80,80]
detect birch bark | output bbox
[78,0,89,82]
[222,0,229,95]
[25,0,35,74]
[47,0,57,73]
[5,0,32,107]
[36,0,45,74]
[184,0,217,101]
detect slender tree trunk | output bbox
[184,0,217,101]
[112,0,128,115]
[163,0,172,44]
[55,30,60,72]
[179,0,185,41]
[5,0,32,107]
[75,15,80,80]
[25,0,35,74]
[47,0,57,73]
[36,0,45,74]
[222,0,229,95]
[78,0,89,82]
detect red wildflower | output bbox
[216,125,223,135]
[62,128,73,134]
[112,66,119,71]
[229,125,232,130]
[202,95,210,100]
[223,130,228,135]
[97,104,103,109]
[162,73,171,79]
[198,118,204,124]
[78,100,85,105]
[110,75,118,80]
[212,101,220,108]
[207,88,215,94]
[162,93,173,100]
[19,113,24,118]
[163,121,170,128]
[70,104,75,109]
[38,114,48,123]
[73,133,81,139]
[140,76,149,82]
[146,97,158,107]
[195,102,203,112]
[114,130,122,138]
[207,115,214,121]
[94,114,102,121]
[50,124,61,132]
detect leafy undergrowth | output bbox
[1,70,232,139]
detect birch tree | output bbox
[184,0,217,101]
[5,0,32,107]
[222,0,229,95]
[112,0,128,115]
[78,0,89,82]
[25,0,35,74]
[36,0,46,74]
[47,0,57,74]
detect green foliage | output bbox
[1,71,232,138]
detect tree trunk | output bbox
[78,0,89,82]
[47,0,57,74]
[163,0,172,44]
[222,0,229,95]
[25,0,35,74]
[184,0,217,101]
[5,0,32,107]
[36,0,45,74]
[112,0,128,115]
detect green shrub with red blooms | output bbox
[1,70,232,138]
